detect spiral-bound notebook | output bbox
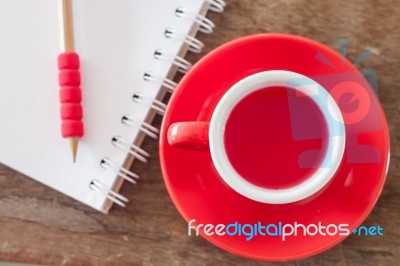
[0,0,224,213]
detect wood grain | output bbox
[1,0,399,265]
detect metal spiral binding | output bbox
[100,157,139,184]
[144,71,178,93]
[121,114,159,139]
[112,135,150,163]
[165,28,204,53]
[93,1,225,208]
[89,179,129,207]
[154,49,193,74]
[206,0,226,13]
[132,92,167,115]
[175,7,215,34]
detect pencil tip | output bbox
[69,137,79,163]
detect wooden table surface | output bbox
[1,0,399,265]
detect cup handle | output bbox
[167,122,210,151]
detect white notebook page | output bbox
[0,0,207,212]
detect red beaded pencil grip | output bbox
[58,0,84,162]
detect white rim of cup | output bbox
[209,70,346,204]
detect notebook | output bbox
[0,0,225,213]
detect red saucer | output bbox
[159,34,390,261]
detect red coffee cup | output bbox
[168,70,346,204]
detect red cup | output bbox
[168,70,346,204]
